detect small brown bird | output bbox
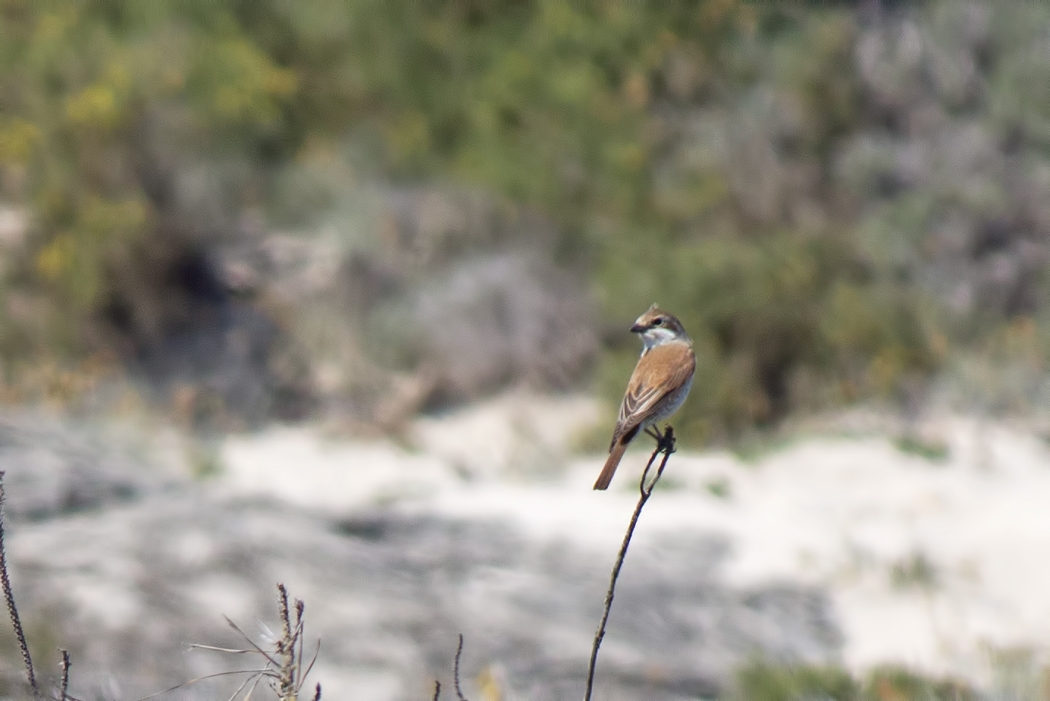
[593,305,695,490]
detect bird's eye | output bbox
[653,318,664,326]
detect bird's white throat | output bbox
[640,327,679,353]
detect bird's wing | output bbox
[616,342,695,431]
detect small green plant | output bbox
[727,660,979,701]
[893,435,950,463]
[863,666,977,701]
[187,440,224,480]
[728,660,859,701]
[705,476,731,499]
[890,552,938,590]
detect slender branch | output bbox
[432,680,441,701]
[453,633,468,701]
[584,426,676,701]
[59,649,71,701]
[0,471,38,697]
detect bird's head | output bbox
[631,304,690,350]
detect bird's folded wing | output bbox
[618,342,695,428]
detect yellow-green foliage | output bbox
[306,1,942,439]
[0,1,297,355]
[1,0,1046,434]
[290,1,940,441]
[0,0,764,395]
[730,661,858,701]
[273,0,751,215]
[600,230,940,442]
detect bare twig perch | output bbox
[584,426,676,701]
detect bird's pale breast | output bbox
[641,374,693,429]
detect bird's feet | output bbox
[647,425,676,454]
[661,426,677,454]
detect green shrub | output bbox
[727,661,978,701]
[4,0,1050,435]
[729,660,859,701]
[0,1,297,358]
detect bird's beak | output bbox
[630,322,647,334]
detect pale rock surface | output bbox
[5,397,1050,699]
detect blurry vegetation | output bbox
[0,1,298,353]
[893,433,950,462]
[705,475,731,499]
[2,0,1050,437]
[729,661,857,701]
[729,660,978,701]
[889,550,939,589]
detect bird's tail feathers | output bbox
[593,440,629,490]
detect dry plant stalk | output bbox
[0,471,40,698]
[58,650,70,701]
[584,426,676,701]
[274,584,301,699]
[141,583,320,701]
[0,471,75,701]
[431,633,470,701]
[453,634,468,701]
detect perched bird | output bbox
[593,305,695,490]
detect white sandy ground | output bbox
[217,392,1050,689]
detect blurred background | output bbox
[5,0,1050,439]
[4,0,1050,699]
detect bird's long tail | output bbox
[593,439,629,490]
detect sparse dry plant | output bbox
[0,470,75,701]
[431,634,470,701]
[141,583,320,701]
[0,471,41,699]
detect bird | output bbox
[593,304,695,490]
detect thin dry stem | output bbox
[134,668,271,701]
[0,471,38,697]
[453,634,468,701]
[276,584,296,699]
[583,426,676,701]
[59,649,71,701]
[142,583,319,701]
